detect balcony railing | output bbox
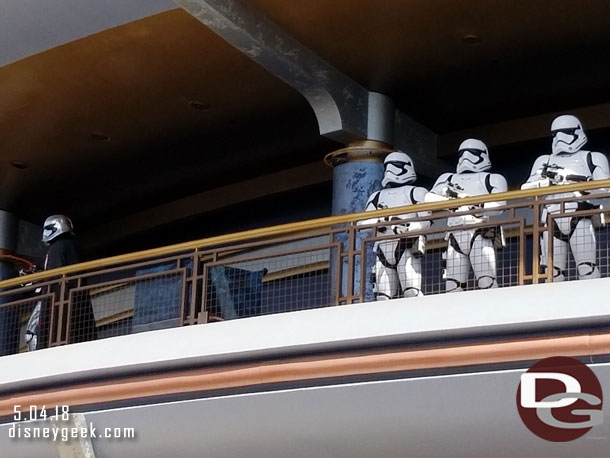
[0,179,609,356]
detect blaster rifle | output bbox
[540,163,591,183]
[446,181,466,198]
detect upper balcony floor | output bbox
[1,178,610,358]
[2,180,610,457]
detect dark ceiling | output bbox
[0,9,336,231]
[2,1,610,251]
[248,0,610,131]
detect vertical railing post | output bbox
[331,238,341,306]
[199,251,218,323]
[531,198,542,284]
[543,227,553,283]
[52,275,68,346]
[358,226,369,303]
[518,218,526,286]
[188,250,200,325]
[345,225,355,303]
[329,228,349,305]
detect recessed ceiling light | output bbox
[189,100,210,111]
[90,131,111,142]
[11,161,27,170]
[462,34,481,45]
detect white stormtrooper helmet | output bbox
[382,151,417,187]
[456,138,491,173]
[42,215,74,244]
[551,114,587,155]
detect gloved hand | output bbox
[469,205,485,218]
[25,331,38,352]
[443,185,468,199]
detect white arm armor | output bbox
[576,151,610,198]
[521,155,552,190]
[591,152,610,180]
[413,186,432,230]
[392,187,431,233]
[425,173,453,202]
[588,152,610,195]
[358,191,383,226]
[482,173,508,216]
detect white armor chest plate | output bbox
[449,172,490,197]
[543,150,593,212]
[447,173,491,227]
[375,186,418,218]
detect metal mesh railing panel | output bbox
[204,247,333,320]
[0,186,608,357]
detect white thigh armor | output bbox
[428,170,508,293]
[445,228,498,292]
[363,185,430,300]
[525,149,610,281]
[541,213,600,281]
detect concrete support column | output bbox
[0,210,19,356]
[0,259,18,356]
[327,92,394,215]
[327,141,389,215]
[326,141,390,303]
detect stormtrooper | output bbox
[25,215,80,351]
[522,114,610,281]
[361,151,431,300]
[426,139,508,292]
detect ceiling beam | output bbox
[438,102,610,158]
[175,0,448,176]
[175,0,368,143]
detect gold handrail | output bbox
[2,178,609,289]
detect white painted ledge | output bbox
[1,278,609,390]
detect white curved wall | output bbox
[1,278,610,391]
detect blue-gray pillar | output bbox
[0,211,19,356]
[0,261,18,356]
[331,160,384,216]
[328,142,387,303]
